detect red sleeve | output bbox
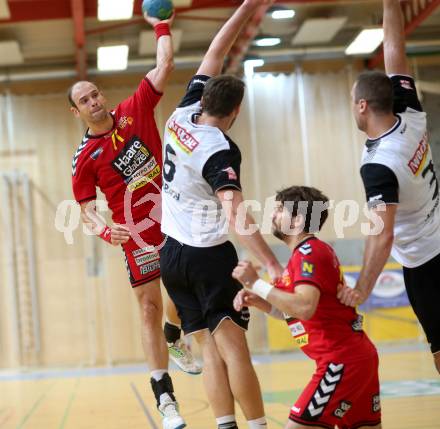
[131,77,163,112]
[289,250,324,291]
[72,154,97,204]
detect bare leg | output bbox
[133,278,168,370]
[213,319,264,420]
[165,293,181,327]
[193,329,235,417]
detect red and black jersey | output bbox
[275,237,376,364]
[71,78,163,224]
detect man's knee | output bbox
[134,282,163,325]
[213,320,250,362]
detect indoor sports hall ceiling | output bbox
[0,0,440,81]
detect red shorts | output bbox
[289,354,381,429]
[121,224,163,288]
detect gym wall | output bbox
[0,64,437,369]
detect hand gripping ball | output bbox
[142,0,174,20]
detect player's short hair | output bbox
[201,75,245,118]
[67,83,78,108]
[275,186,329,233]
[354,71,393,114]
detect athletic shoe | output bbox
[168,339,202,375]
[158,396,186,429]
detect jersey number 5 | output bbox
[164,144,177,182]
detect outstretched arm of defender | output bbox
[81,201,130,246]
[338,204,396,307]
[145,13,175,92]
[218,189,283,281]
[196,0,270,77]
[383,0,410,75]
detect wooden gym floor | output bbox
[0,344,439,429]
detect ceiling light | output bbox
[244,58,265,78]
[98,0,134,21]
[0,41,23,66]
[244,59,265,68]
[345,28,384,55]
[271,9,295,20]
[253,37,281,47]
[97,45,129,71]
[0,0,10,19]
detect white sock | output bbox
[247,416,267,428]
[216,414,237,429]
[150,369,168,381]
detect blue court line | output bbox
[0,343,431,383]
[15,381,56,429]
[130,382,159,429]
[0,364,149,382]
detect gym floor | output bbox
[0,344,438,429]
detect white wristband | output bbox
[252,279,274,300]
[269,305,284,320]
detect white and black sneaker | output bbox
[151,373,186,429]
[158,395,186,429]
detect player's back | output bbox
[277,237,376,364]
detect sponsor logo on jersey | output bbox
[191,78,207,87]
[135,251,159,266]
[167,119,200,154]
[111,136,160,192]
[132,246,156,257]
[400,79,413,91]
[90,147,103,160]
[372,394,381,413]
[368,194,384,208]
[241,307,250,322]
[163,183,180,201]
[408,134,428,175]
[295,334,309,347]
[112,136,151,180]
[222,167,238,181]
[333,401,352,418]
[118,116,133,130]
[301,261,315,277]
[140,259,160,275]
[288,321,306,337]
[281,269,292,287]
[127,164,161,192]
[291,406,301,414]
[351,314,364,332]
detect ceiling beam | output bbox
[2,0,372,23]
[70,0,87,80]
[368,0,440,69]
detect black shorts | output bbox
[160,236,250,335]
[403,252,440,354]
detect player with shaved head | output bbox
[69,11,195,429]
